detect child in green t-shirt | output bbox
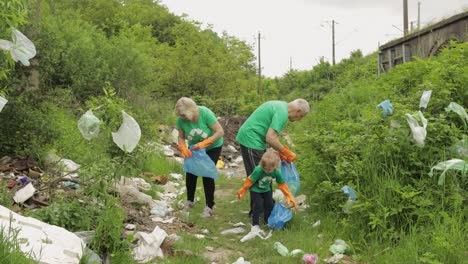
[237,149,297,232]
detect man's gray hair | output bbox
[290,98,310,114]
[175,97,198,120]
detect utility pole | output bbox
[417,1,421,29]
[257,31,261,95]
[332,20,336,65]
[403,0,408,36]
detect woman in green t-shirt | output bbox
[175,97,224,217]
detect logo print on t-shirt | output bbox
[187,128,207,141]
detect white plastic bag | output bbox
[419,90,432,109]
[0,29,36,66]
[77,110,101,140]
[0,96,7,113]
[429,159,467,185]
[445,102,468,126]
[112,111,141,153]
[405,111,427,146]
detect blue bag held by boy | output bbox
[280,161,300,196]
[268,202,292,230]
[183,148,219,179]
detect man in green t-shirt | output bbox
[236,99,310,215]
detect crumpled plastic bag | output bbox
[112,111,141,153]
[450,137,468,159]
[419,90,432,109]
[240,226,272,242]
[428,159,467,185]
[445,102,468,126]
[341,185,357,214]
[0,96,7,113]
[405,111,427,146]
[132,226,167,263]
[377,100,394,118]
[329,239,348,254]
[0,28,36,66]
[77,110,101,140]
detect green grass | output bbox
[0,226,36,264]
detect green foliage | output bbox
[0,183,13,208]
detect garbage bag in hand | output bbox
[268,202,292,230]
[78,110,101,140]
[183,148,219,179]
[280,161,300,196]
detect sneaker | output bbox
[201,206,214,217]
[183,201,194,211]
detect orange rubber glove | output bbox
[178,141,192,158]
[237,176,254,200]
[192,137,214,150]
[279,146,297,163]
[278,183,298,209]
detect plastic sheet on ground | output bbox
[0,96,7,113]
[132,226,167,263]
[0,205,84,264]
[428,159,467,185]
[112,111,141,153]
[0,29,36,66]
[405,111,427,146]
[77,110,101,140]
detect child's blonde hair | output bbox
[260,148,281,169]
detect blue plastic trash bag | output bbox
[341,185,357,200]
[280,161,300,196]
[268,202,292,230]
[377,100,394,118]
[183,148,219,179]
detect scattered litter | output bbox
[324,254,345,264]
[445,102,468,125]
[233,222,246,227]
[377,100,394,118]
[112,111,141,153]
[205,246,214,251]
[303,253,319,264]
[429,158,467,185]
[130,177,152,191]
[272,241,304,257]
[13,183,35,203]
[132,226,167,262]
[312,220,321,228]
[194,234,205,239]
[151,217,176,224]
[232,257,251,264]
[0,28,36,66]
[77,110,101,140]
[201,229,210,234]
[123,224,136,231]
[0,96,7,113]
[240,225,272,242]
[329,239,348,254]
[450,138,468,159]
[170,173,183,181]
[419,90,432,109]
[405,111,427,146]
[63,181,80,189]
[221,227,245,235]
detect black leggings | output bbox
[240,145,265,213]
[186,146,222,209]
[251,190,274,226]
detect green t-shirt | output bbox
[236,101,288,150]
[176,106,223,150]
[249,166,285,193]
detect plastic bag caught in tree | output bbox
[445,102,468,126]
[450,137,468,159]
[377,100,394,118]
[112,111,141,153]
[0,29,36,66]
[419,90,432,109]
[429,159,467,185]
[0,96,7,113]
[405,111,427,146]
[77,110,101,140]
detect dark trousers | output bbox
[251,190,274,226]
[240,145,265,214]
[186,146,222,209]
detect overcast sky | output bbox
[160,0,468,77]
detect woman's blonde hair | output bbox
[175,97,198,120]
[260,148,281,169]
